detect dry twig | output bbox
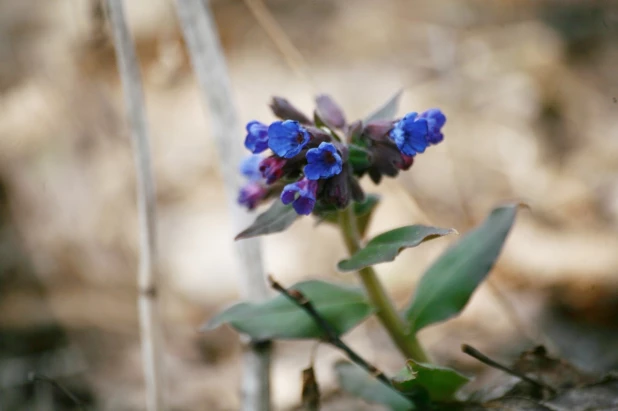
[269,276,398,391]
[462,344,556,395]
[105,1,166,409]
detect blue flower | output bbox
[238,182,268,210]
[244,121,269,153]
[268,120,311,158]
[280,178,318,215]
[304,142,343,180]
[390,112,429,156]
[418,108,446,145]
[240,154,263,181]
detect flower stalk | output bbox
[338,205,429,363]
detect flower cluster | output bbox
[237,95,446,215]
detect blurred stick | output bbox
[106,1,166,410]
[173,1,271,411]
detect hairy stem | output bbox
[338,206,429,362]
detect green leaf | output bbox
[337,225,456,272]
[364,89,403,123]
[235,200,298,240]
[335,361,415,411]
[404,203,522,334]
[203,280,374,340]
[393,361,469,402]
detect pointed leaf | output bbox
[337,225,456,272]
[404,203,522,333]
[235,200,298,240]
[393,361,469,402]
[364,89,403,123]
[335,361,415,411]
[203,280,374,340]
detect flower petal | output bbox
[244,121,269,153]
[303,142,343,180]
[268,120,310,158]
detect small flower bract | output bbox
[268,120,311,158]
[304,142,343,180]
[280,178,318,215]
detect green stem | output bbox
[338,206,429,363]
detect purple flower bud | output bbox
[321,166,353,209]
[398,154,414,171]
[259,156,287,184]
[390,112,429,156]
[315,94,346,129]
[244,121,269,153]
[268,120,311,158]
[304,142,343,180]
[418,108,446,145]
[269,97,312,124]
[363,120,395,142]
[348,174,365,202]
[369,141,403,183]
[280,178,318,215]
[346,120,363,142]
[238,182,268,210]
[304,126,333,145]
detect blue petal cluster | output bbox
[390,109,447,156]
[280,178,318,215]
[244,121,269,153]
[268,120,310,158]
[418,108,446,145]
[304,142,343,180]
[237,94,448,217]
[390,112,429,156]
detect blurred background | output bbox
[1,0,618,409]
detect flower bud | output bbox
[315,94,346,129]
[270,97,312,124]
